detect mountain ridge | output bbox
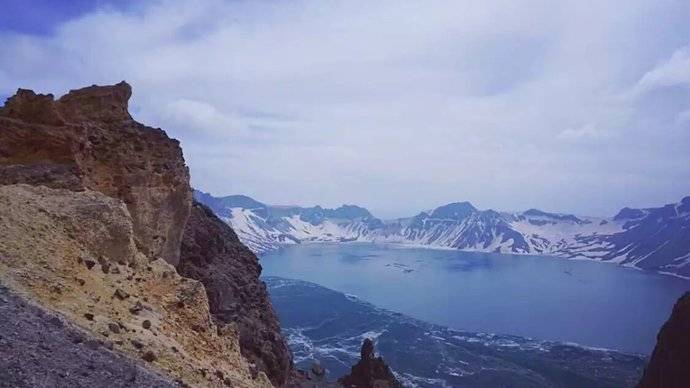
[195,190,690,278]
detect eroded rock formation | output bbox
[179,201,294,385]
[0,82,284,387]
[0,81,402,388]
[638,292,690,388]
[339,339,401,388]
[0,82,191,265]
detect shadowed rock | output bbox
[638,292,690,388]
[178,200,294,386]
[339,338,401,388]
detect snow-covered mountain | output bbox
[194,190,690,278]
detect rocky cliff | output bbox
[0,82,283,387]
[178,201,293,385]
[0,81,405,388]
[0,82,190,265]
[638,292,690,388]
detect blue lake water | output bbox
[261,243,690,354]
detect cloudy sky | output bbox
[2,0,689,218]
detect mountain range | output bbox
[194,190,690,278]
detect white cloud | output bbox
[632,46,690,96]
[1,0,690,217]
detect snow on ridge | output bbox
[196,191,690,278]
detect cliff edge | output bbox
[0,82,290,387]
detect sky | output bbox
[1,0,690,218]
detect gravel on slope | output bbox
[0,285,179,388]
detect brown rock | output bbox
[0,83,286,387]
[0,82,191,265]
[178,201,294,386]
[638,292,690,388]
[142,320,152,330]
[113,288,129,300]
[142,350,157,362]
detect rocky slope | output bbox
[196,191,690,277]
[0,284,178,388]
[637,292,690,388]
[178,200,293,385]
[0,83,280,387]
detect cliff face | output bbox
[0,82,191,265]
[0,81,404,388]
[638,292,690,388]
[0,82,281,387]
[178,201,293,385]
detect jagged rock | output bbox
[638,292,690,388]
[0,82,191,265]
[0,82,276,387]
[178,200,294,386]
[339,338,401,388]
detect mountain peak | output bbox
[613,207,646,221]
[430,201,477,220]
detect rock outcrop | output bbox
[339,339,401,388]
[638,292,690,388]
[0,82,284,387]
[0,82,191,265]
[178,201,294,386]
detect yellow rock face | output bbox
[0,184,271,388]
